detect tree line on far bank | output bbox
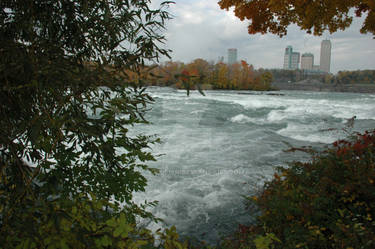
[334,70,375,84]
[266,69,375,84]
[126,60,375,90]
[134,59,275,91]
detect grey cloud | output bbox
[153,0,375,73]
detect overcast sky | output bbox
[151,0,375,74]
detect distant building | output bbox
[291,52,300,69]
[283,46,292,69]
[302,63,326,76]
[301,53,314,70]
[228,48,237,65]
[218,56,224,63]
[320,39,331,73]
[283,46,300,70]
[312,65,320,71]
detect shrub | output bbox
[0,192,188,249]
[223,130,375,249]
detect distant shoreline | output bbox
[161,81,375,94]
[272,81,375,94]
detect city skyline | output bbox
[283,39,331,73]
[151,0,375,74]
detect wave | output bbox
[277,123,343,144]
[267,101,375,123]
[230,114,260,124]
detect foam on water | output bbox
[132,88,375,243]
[230,114,263,124]
[276,122,341,144]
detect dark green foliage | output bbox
[222,131,375,249]
[1,193,187,249]
[1,0,169,210]
[336,70,375,84]
[0,0,184,247]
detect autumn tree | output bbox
[229,62,242,89]
[216,62,230,89]
[218,0,375,37]
[154,59,273,90]
[189,58,210,76]
[240,60,255,89]
[206,60,217,85]
[185,58,211,89]
[161,61,185,86]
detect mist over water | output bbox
[133,87,375,244]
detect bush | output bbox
[222,131,375,249]
[0,192,188,249]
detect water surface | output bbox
[133,87,375,243]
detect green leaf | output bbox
[106,218,117,228]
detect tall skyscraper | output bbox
[283,46,300,70]
[320,39,331,73]
[301,53,314,70]
[227,48,237,65]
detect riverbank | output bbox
[272,80,375,93]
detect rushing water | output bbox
[133,87,375,244]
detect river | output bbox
[133,87,375,244]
